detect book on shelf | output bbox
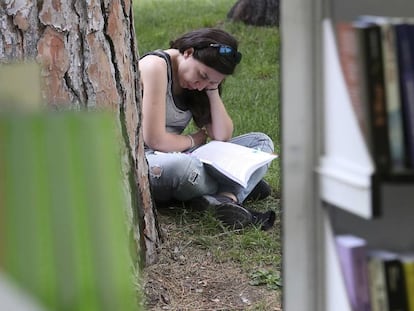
[335,15,414,175]
[367,250,390,311]
[400,253,414,311]
[368,250,409,311]
[189,140,278,188]
[335,234,371,311]
[335,21,371,146]
[358,19,391,174]
[381,19,408,172]
[361,16,408,171]
[395,22,414,169]
[336,17,391,174]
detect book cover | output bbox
[190,140,278,188]
[335,21,371,146]
[395,22,414,169]
[335,234,371,311]
[358,21,391,174]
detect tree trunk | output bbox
[0,0,160,265]
[227,0,279,26]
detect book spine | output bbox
[368,257,389,311]
[395,23,414,169]
[380,22,407,171]
[384,259,409,311]
[402,260,414,311]
[363,24,391,175]
[336,237,371,311]
[336,22,370,146]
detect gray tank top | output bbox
[141,50,192,134]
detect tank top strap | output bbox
[140,50,173,86]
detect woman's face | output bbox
[178,48,226,91]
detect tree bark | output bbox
[0,0,160,265]
[227,0,279,26]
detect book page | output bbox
[191,141,277,187]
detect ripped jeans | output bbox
[145,132,274,204]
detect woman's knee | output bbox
[256,132,274,153]
[232,132,274,153]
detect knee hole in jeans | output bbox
[150,165,163,178]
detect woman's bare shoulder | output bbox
[139,54,167,75]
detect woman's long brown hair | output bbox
[170,28,240,128]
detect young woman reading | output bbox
[139,28,275,230]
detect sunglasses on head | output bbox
[209,43,242,64]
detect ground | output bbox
[142,204,282,311]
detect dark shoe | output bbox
[246,180,272,201]
[188,194,253,229]
[248,209,276,231]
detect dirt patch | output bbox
[142,210,282,311]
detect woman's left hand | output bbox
[191,128,209,146]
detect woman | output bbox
[139,28,275,230]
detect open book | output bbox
[190,140,278,188]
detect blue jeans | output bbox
[145,132,274,204]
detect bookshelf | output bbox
[281,0,414,310]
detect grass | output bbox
[183,198,281,270]
[133,0,281,306]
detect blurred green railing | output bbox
[0,111,140,310]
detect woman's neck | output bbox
[165,49,183,95]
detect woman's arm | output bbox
[140,56,206,152]
[204,88,234,141]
